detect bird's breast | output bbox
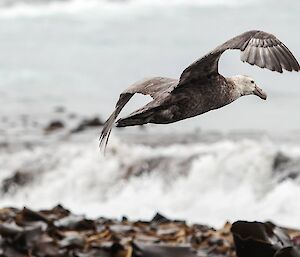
[168,81,232,120]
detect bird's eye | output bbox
[251,80,254,84]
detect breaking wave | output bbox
[1,126,300,229]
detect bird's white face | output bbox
[234,75,267,100]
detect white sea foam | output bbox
[1,128,300,229]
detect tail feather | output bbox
[116,118,145,127]
[99,111,116,152]
[99,93,132,152]
[116,111,153,127]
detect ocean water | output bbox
[0,0,300,228]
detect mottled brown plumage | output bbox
[100,30,299,150]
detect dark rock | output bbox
[0,222,23,237]
[33,240,66,257]
[14,224,44,250]
[123,155,196,181]
[1,170,33,194]
[0,208,18,222]
[133,242,198,257]
[275,247,300,257]
[58,233,85,249]
[20,207,51,225]
[75,249,111,257]
[0,222,44,252]
[122,216,128,222]
[44,120,65,133]
[231,221,291,257]
[208,237,225,246]
[0,246,25,257]
[272,153,300,182]
[1,205,298,257]
[109,224,134,234]
[273,152,291,171]
[43,204,71,220]
[71,117,104,133]
[151,213,170,225]
[54,215,95,231]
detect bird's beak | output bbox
[253,86,267,100]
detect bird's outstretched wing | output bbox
[178,30,300,87]
[99,77,178,152]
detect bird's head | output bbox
[232,75,267,100]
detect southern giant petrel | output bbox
[100,30,299,150]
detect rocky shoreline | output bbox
[0,205,299,257]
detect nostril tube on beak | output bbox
[253,86,267,100]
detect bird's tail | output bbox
[116,110,153,127]
[99,93,132,153]
[99,111,116,152]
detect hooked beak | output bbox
[253,86,267,100]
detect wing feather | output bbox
[99,77,178,152]
[273,45,293,71]
[268,46,283,73]
[281,44,300,71]
[177,30,299,88]
[256,47,265,68]
[264,47,276,71]
[247,45,257,65]
[241,44,251,62]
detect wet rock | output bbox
[109,224,135,234]
[75,249,111,257]
[54,214,95,230]
[44,120,65,133]
[0,222,44,252]
[151,213,170,225]
[123,155,196,181]
[133,242,198,257]
[1,170,33,194]
[0,208,18,222]
[71,117,104,133]
[0,246,26,257]
[41,204,71,220]
[231,221,291,257]
[34,240,66,257]
[58,232,86,248]
[272,153,300,182]
[14,225,44,250]
[0,206,299,257]
[16,207,52,230]
[275,247,300,257]
[273,152,290,170]
[0,222,23,237]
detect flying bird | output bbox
[100,30,299,150]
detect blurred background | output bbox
[0,0,300,228]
